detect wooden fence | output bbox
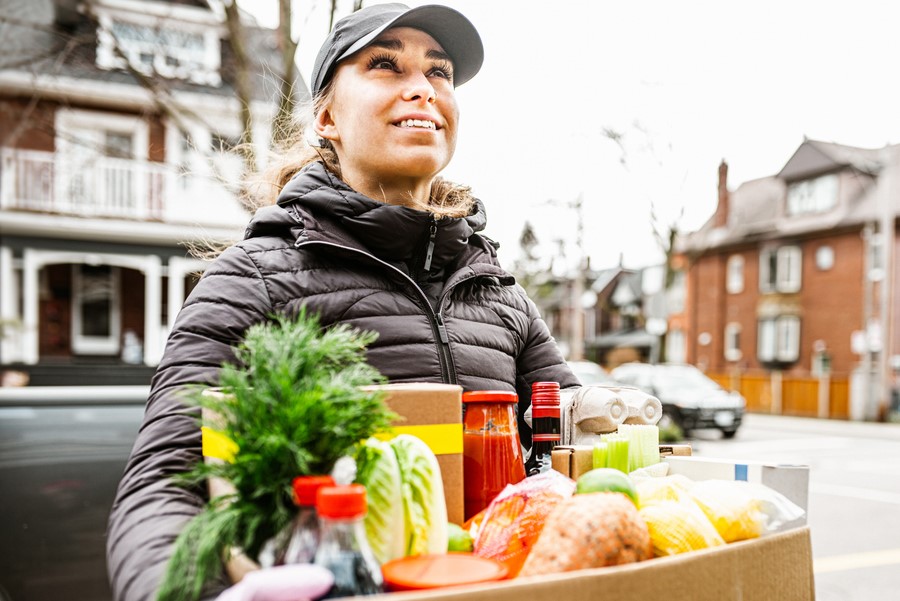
[707,371,849,419]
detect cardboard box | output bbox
[664,456,810,515]
[375,526,814,601]
[552,444,693,479]
[366,383,464,525]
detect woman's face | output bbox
[315,27,459,195]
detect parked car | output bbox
[566,360,616,386]
[0,385,148,601]
[610,363,745,438]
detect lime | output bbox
[575,468,639,505]
[447,523,474,552]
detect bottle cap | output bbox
[531,381,560,418]
[292,475,335,507]
[462,390,517,404]
[382,553,508,591]
[316,484,367,519]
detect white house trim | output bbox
[0,246,21,363]
[20,249,163,366]
[166,257,208,335]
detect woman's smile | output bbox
[315,27,459,205]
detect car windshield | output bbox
[653,366,722,393]
[568,361,614,385]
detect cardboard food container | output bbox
[371,526,814,601]
[551,444,693,480]
[364,383,464,525]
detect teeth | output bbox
[398,119,436,130]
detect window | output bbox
[757,316,800,363]
[724,323,742,361]
[666,329,685,364]
[786,174,838,216]
[759,246,802,293]
[72,264,121,355]
[726,255,744,294]
[815,245,834,271]
[96,16,221,86]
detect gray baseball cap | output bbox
[310,3,484,97]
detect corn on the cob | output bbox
[639,500,725,556]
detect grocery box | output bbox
[374,526,814,601]
[365,383,464,525]
[551,444,693,479]
[664,456,810,514]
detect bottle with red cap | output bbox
[524,382,561,476]
[282,475,335,564]
[314,484,383,598]
[258,474,335,567]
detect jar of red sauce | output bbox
[461,390,527,520]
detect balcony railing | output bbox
[1,147,168,220]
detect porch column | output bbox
[21,249,39,364]
[167,257,208,334]
[143,256,163,366]
[0,246,21,363]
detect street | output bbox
[690,413,900,601]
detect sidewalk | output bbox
[743,412,900,441]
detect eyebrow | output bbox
[369,38,453,63]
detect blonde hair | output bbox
[244,84,476,219]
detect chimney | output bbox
[715,159,729,228]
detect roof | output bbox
[677,139,900,253]
[0,0,309,104]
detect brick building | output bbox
[0,0,301,384]
[673,139,900,419]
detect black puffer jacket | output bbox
[107,162,577,601]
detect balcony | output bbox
[1,147,168,220]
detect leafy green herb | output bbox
[158,311,395,601]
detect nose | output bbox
[402,71,437,104]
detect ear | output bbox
[314,106,340,144]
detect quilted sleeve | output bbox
[107,245,272,601]
[514,287,579,447]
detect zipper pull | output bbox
[423,220,437,272]
[435,313,449,344]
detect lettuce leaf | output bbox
[390,434,449,556]
[354,438,404,563]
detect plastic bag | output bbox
[688,480,805,541]
[635,474,694,508]
[639,500,725,556]
[472,470,576,577]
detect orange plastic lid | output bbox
[462,390,517,404]
[382,553,507,591]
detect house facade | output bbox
[0,0,299,385]
[673,140,900,420]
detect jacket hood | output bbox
[244,162,500,273]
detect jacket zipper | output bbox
[295,239,478,385]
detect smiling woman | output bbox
[106,4,579,601]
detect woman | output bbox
[107,4,578,600]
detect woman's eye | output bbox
[429,62,454,82]
[367,54,398,71]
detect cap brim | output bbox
[338,4,484,87]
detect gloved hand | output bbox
[217,564,333,601]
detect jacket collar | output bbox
[246,161,502,275]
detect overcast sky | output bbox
[251,0,900,271]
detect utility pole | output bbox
[878,145,898,421]
[571,193,585,361]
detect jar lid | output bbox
[292,475,335,507]
[531,381,560,407]
[382,553,508,591]
[462,390,518,404]
[316,484,366,518]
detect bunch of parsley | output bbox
[158,311,395,601]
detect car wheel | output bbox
[721,428,738,439]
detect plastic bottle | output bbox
[525,382,561,476]
[314,484,383,598]
[257,475,334,567]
